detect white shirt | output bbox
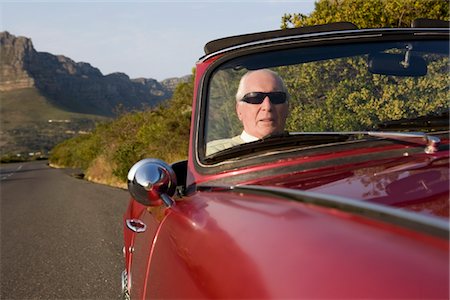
[240,131,259,143]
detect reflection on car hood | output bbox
[246,152,449,219]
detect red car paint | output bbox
[123,22,449,299]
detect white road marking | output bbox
[0,164,23,181]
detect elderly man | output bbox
[207,69,289,155]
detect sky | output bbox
[0,0,315,81]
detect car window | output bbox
[204,41,449,158]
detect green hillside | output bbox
[1,87,108,159]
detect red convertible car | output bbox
[123,20,449,299]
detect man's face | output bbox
[236,71,288,139]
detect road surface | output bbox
[1,160,129,299]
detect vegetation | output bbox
[0,87,106,160]
[281,0,449,29]
[49,0,448,187]
[49,74,193,186]
[281,54,448,132]
[279,0,449,133]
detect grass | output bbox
[0,87,109,156]
[0,88,106,126]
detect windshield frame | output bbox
[193,28,450,175]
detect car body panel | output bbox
[240,145,449,217]
[140,192,448,298]
[190,139,449,219]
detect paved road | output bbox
[1,160,129,299]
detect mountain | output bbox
[0,31,180,116]
[0,31,190,158]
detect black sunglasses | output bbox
[240,92,287,105]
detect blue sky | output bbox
[1,1,315,81]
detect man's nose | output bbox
[261,96,273,110]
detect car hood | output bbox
[241,150,449,219]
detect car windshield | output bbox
[204,40,449,159]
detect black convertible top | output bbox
[203,18,449,55]
[203,22,357,55]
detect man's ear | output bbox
[236,102,243,121]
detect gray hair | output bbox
[235,69,289,102]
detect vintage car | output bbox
[123,19,449,299]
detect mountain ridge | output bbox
[0,31,191,157]
[1,31,191,116]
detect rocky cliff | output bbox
[0,31,184,116]
[0,31,191,157]
[0,32,36,90]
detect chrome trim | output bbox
[424,136,441,154]
[366,131,440,154]
[211,185,449,239]
[414,32,450,36]
[121,270,130,300]
[127,158,176,207]
[126,219,147,233]
[121,269,127,291]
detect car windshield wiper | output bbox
[376,111,449,131]
[205,130,442,163]
[289,131,441,154]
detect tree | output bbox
[276,0,450,132]
[281,0,449,29]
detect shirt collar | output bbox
[240,131,259,143]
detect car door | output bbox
[126,204,167,299]
[140,194,270,299]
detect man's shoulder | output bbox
[206,135,244,155]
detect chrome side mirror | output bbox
[127,159,177,207]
